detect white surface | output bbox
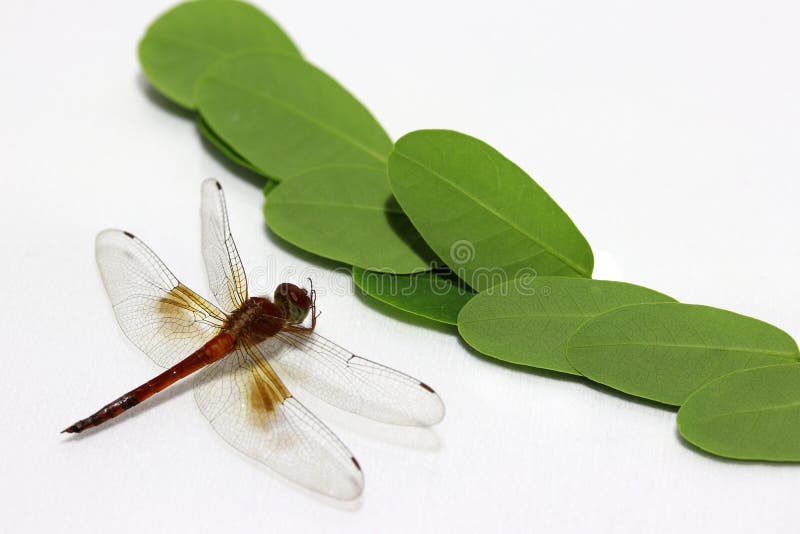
[2,1,799,532]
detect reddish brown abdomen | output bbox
[62,333,235,433]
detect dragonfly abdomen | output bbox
[62,333,236,434]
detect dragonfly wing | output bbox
[263,330,445,427]
[201,179,248,313]
[95,229,226,368]
[193,346,364,500]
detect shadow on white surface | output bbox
[137,73,269,190]
[196,418,366,511]
[137,73,193,120]
[456,334,679,413]
[258,221,457,334]
[59,371,196,441]
[292,388,443,452]
[59,371,376,510]
[674,428,800,468]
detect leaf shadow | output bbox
[138,73,194,121]
[456,336,586,385]
[260,224,455,334]
[384,196,441,269]
[138,74,269,190]
[354,288,458,334]
[261,222,349,273]
[456,336,681,413]
[196,127,270,190]
[581,380,678,412]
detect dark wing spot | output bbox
[351,457,361,471]
[215,180,222,190]
[123,231,135,239]
[419,382,436,393]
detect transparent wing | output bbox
[193,346,364,500]
[201,179,248,312]
[95,229,226,368]
[262,330,445,427]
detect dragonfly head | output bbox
[274,283,313,324]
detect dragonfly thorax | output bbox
[225,297,286,345]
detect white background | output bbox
[2,1,799,532]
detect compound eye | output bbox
[287,284,311,308]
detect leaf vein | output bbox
[393,151,588,276]
[205,77,387,164]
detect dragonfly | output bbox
[63,179,445,500]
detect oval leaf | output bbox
[678,364,800,461]
[138,0,300,109]
[458,277,675,375]
[567,303,799,405]
[388,130,593,290]
[353,267,474,325]
[264,166,436,273]
[196,51,392,179]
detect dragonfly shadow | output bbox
[62,382,366,510]
[290,387,442,452]
[209,437,365,511]
[60,374,195,441]
[283,478,364,511]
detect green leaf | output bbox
[196,51,392,179]
[458,277,675,375]
[678,364,800,461]
[264,166,435,272]
[567,303,799,405]
[388,130,593,291]
[353,267,475,325]
[197,116,267,176]
[138,0,300,108]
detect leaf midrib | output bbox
[461,312,594,323]
[269,199,404,214]
[393,151,588,276]
[571,341,797,358]
[204,77,388,164]
[689,398,800,424]
[147,34,227,58]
